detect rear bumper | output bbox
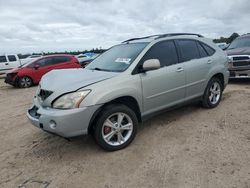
[229,69,250,78]
[27,97,101,138]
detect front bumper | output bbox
[4,74,17,86]
[229,69,250,78]
[27,97,101,138]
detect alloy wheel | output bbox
[209,82,221,105]
[20,77,32,88]
[101,112,133,146]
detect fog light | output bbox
[49,120,57,129]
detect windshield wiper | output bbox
[92,67,104,71]
[91,67,116,72]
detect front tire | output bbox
[18,76,33,88]
[94,104,138,151]
[202,77,223,108]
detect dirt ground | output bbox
[0,78,250,188]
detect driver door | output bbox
[30,57,54,82]
[139,40,186,116]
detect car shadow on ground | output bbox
[229,78,250,85]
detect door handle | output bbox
[5,63,9,65]
[176,67,184,72]
[207,60,212,64]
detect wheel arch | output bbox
[16,75,34,87]
[210,72,224,90]
[88,96,142,134]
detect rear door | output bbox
[51,56,73,69]
[6,55,21,69]
[176,39,214,99]
[139,40,186,116]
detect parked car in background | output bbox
[5,54,81,88]
[216,42,229,50]
[20,54,43,64]
[0,54,23,75]
[76,53,99,68]
[27,33,229,151]
[226,33,250,78]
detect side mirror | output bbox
[34,64,40,70]
[142,59,161,72]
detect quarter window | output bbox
[177,40,200,62]
[197,42,208,58]
[0,56,7,63]
[141,40,178,67]
[8,55,17,62]
[201,43,215,56]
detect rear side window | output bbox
[201,43,215,56]
[0,56,7,63]
[197,42,208,58]
[141,40,178,67]
[52,56,71,65]
[8,55,17,62]
[177,40,200,62]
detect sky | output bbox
[0,0,250,54]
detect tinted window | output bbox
[0,56,7,63]
[197,42,208,58]
[177,40,200,62]
[36,58,53,67]
[201,43,215,56]
[8,55,17,62]
[52,56,71,65]
[141,40,178,67]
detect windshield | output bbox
[19,58,38,68]
[228,37,250,49]
[86,43,148,72]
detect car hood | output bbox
[226,47,250,56]
[6,67,20,74]
[40,68,119,93]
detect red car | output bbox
[5,54,81,88]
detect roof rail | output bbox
[156,33,204,39]
[122,35,161,43]
[122,33,204,43]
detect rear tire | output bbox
[202,77,223,108]
[93,104,138,151]
[18,76,33,88]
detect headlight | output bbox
[52,90,91,109]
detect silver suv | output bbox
[27,33,229,151]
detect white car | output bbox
[0,54,23,75]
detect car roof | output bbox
[122,33,204,44]
[42,54,74,58]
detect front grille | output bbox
[38,89,53,101]
[229,71,235,77]
[233,56,250,61]
[233,61,250,67]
